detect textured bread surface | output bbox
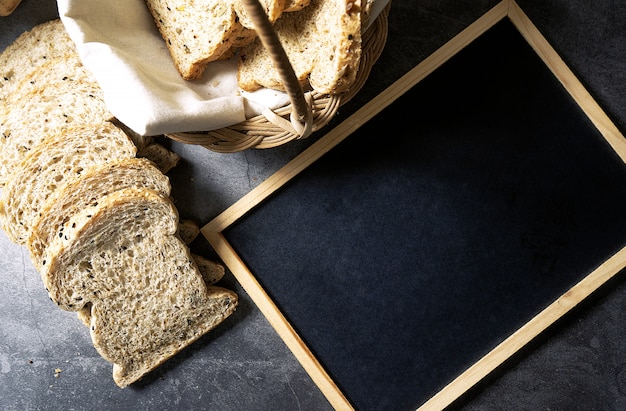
[0,122,137,245]
[2,54,87,108]
[144,0,312,80]
[283,0,310,12]
[75,252,226,327]
[237,0,362,94]
[193,253,227,285]
[0,19,75,101]
[144,0,243,80]
[0,74,111,185]
[27,157,170,270]
[178,219,201,244]
[41,188,238,387]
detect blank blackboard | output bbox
[208,13,626,411]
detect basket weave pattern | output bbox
[166,2,390,153]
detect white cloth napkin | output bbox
[57,0,387,136]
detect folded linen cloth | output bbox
[57,0,387,136]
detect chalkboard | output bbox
[207,12,626,411]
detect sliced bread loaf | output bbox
[40,187,238,387]
[26,157,170,270]
[0,19,76,101]
[237,0,362,95]
[0,122,137,245]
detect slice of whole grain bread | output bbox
[237,0,362,95]
[0,19,75,101]
[230,0,286,31]
[144,0,244,80]
[75,252,226,327]
[40,187,238,387]
[283,0,310,12]
[136,142,181,174]
[0,74,111,185]
[0,122,136,245]
[2,54,87,106]
[26,157,170,270]
[144,0,311,80]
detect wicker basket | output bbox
[166,1,390,153]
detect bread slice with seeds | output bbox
[143,0,310,79]
[143,0,244,80]
[237,0,362,95]
[137,142,181,174]
[230,0,286,32]
[75,252,227,327]
[26,156,169,270]
[0,75,111,185]
[40,187,238,387]
[0,19,76,101]
[0,122,136,245]
[193,253,227,285]
[283,0,310,12]
[2,54,87,108]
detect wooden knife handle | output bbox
[0,0,23,16]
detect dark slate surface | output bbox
[224,19,626,410]
[456,1,626,409]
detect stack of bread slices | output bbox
[0,20,238,387]
[145,0,369,95]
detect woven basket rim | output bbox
[166,2,391,153]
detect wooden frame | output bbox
[202,1,626,409]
